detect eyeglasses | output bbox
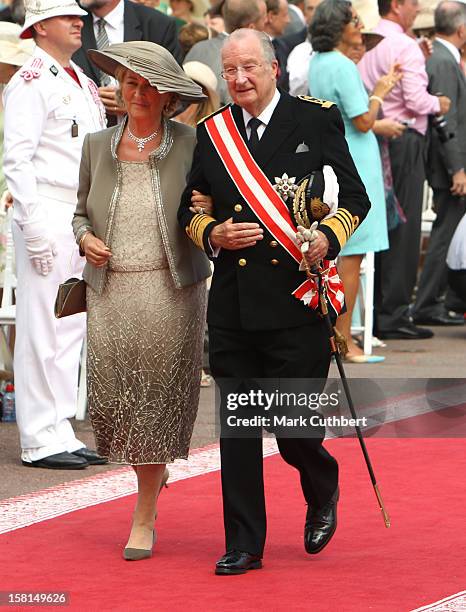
[349,14,362,27]
[221,63,263,81]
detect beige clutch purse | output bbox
[54,278,86,318]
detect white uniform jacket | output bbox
[3,46,106,231]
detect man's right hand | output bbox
[451,169,466,197]
[209,218,263,250]
[437,95,451,116]
[25,234,57,276]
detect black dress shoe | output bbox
[22,451,88,470]
[377,322,434,340]
[215,550,262,575]
[305,488,339,555]
[413,311,464,326]
[72,447,107,465]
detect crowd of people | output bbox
[0,0,465,574]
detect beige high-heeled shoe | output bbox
[123,469,169,560]
[123,530,156,561]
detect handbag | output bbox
[54,278,86,318]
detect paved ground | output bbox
[1,324,465,500]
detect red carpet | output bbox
[1,438,465,612]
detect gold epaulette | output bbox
[319,208,360,250]
[298,95,335,109]
[197,103,231,125]
[186,214,217,250]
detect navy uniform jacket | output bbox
[178,92,371,331]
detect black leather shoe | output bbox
[215,550,262,575]
[22,451,88,470]
[413,311,464,326]
[378,322,434,340]
[72,447,107,465]
[305,488,339,555]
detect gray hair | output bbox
[435,1,466,35]
[223,0,264,33]
[226,28,276,64]
[309,0,352,52]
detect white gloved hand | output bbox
[296,222,317,271]
[22,223,58,276]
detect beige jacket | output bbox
[72,119,211,295]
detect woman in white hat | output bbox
[175,60,220,127]
[73,41,213,561]
[0,23,33,196]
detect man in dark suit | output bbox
[264,0,291,90]
[73,0,181,120]
[413,0,466,326]
[184,0,267,105]
[178,29,370,575]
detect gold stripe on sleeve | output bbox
[186,214,217,251]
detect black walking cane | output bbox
[306,260,391,528]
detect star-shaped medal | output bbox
[273,173,298,201]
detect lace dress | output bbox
[86,160,206,464]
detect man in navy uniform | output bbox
[178,29,370,575]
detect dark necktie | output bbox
[96,19,111,86]
[248,117,262,156]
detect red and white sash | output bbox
[204,107,344,315]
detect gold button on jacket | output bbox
[271,259,279,266]
[269,240,278,248]
[238,258,247,267]
[234,204,243,212]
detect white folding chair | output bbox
[75,337,87,420]
[0,207,16,372]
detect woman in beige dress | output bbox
[72,41,212,560]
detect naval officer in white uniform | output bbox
[3,0,107,469]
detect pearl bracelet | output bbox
[369,95,384,106]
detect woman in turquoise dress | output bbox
[308,0,401,361]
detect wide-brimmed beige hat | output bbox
[20,0,87,39]
[88,41,206,102]
[353,0,380,30]
[413,0,437,31]
[0,23,34,66]
[183,61,217,94]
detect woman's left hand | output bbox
[373,63,403,99]
[190,190,214,216]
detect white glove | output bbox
[322,165,339,217]
[296,222,318,272]
[22,223,58,276]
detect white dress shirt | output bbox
[435,37,461,64]
[92,0,125,45]
[242,88,281,139]
[287,40,313,97]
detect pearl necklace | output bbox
[127,125,160,152]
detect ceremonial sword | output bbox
[301,240,391,529]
